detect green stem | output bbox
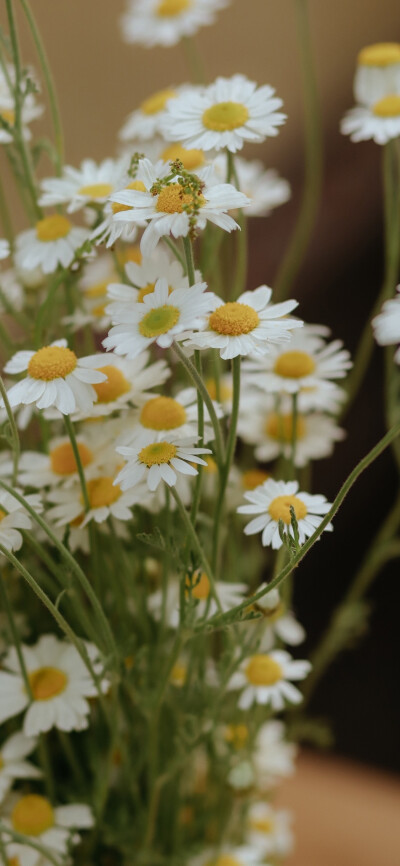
[0,824,62,866]
[0,572,32,695]
[64,415,90,511]
[183,234,196,285]
[0,374,20,485]
[163,236,186,271]
[173,341,224,465]
[181,36,205,84]
[211,355,241,574]
[290,392,298,476]
[274,0,323,300]
[170,486,222,613]
[0,171,14,245]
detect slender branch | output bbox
[170,486,222,613]
[0,374,20,484]
[172,341,224,465]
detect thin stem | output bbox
[290,392,298,476]
[170,486,222,613]
[0,171,14,245]
[183,234,196,285]
[0,374,20,485]
[173,341,224,465]
[0,572,32,695]
[274,0,323,300]
[64,415,90,511]
[0,824,62,866]
[211,355,241,574]
[163,236,186,271]
[181,36,205,84]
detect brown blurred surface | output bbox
[279,752,400,866]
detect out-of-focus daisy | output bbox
[246,802,293,858]
[47,473,148,527]
[0,238,10,259]
[115,432,210,491]
[0,268,24,316]
[71,351,170,420]
[253,587,306,650]
[90,178,142,247]
[2,792,93,866]
[228,649,311,710]
[106,247,201,315]
[15,216,89,274]
[39,157,129,213]
[120,87,182,141]
[243,325,352,396]
[14,436,101,488]
[120,0,229,48]
[2,339,107,416]
[212,154,290,216]
[238,478,333,550]
[109,158,249,256]
[0,732,41,803]
[0,64,43,144]
[372,285,400,362]
[0,489,42,555]
[126,387,222,442]
[341,94,400,144]
[206,373,233,414]
[0,102,43,145]
[187,285,302,360]
[354,43,400,107]
[162,75,286,153]
[148,570,247,627]
[0,634,108,735]
[191,845,266,866]
[158,141,206,172]
[253,720,296,789]
[103,278,213,359]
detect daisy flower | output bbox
[125,386,222,443]
[0,634,108,735]
[14,436,102,488]
[253,587,306,650]
[38,157,129,213]
[148,571,247,627]
[106,246,201,314]
[191,845,266,866]
[0,732,41,803]
[341,94,400,144]
[246,802,293,858]
[0,268,24,315]
[0,102,43,145]
[212,154,291,216]
[2,340,107,416]
[238,478,333,550]
[72,351,171,419]
[0,238,10,259]
[119,87,184,141]
[2,792,93,866]
[187,285,302,361]
[15,216,89,274]
[242,325,352,397]
[162,75,286,153]
[228,649,311,710]
[46,473,149,527]
[0,64,43,144]
[108,158,249,256]
[120,0,229,48]
[253,720,296,789]
[372,285,400,361]
[103,278,213,359]
[0,489,42,555]
[354,43,400,107]
[115,432,211,492]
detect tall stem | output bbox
[170,486,222,613]
[211,355,241,574]
[0,375,20,485]
[173,341,224,466]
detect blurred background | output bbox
[2,0,400,781]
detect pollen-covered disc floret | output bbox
[341,94,400,144]
[1,791,93,866]
[228,649,311,710]
[354,43,400,106]
[187,285,302,360]
[108,158,249,256]
[0,634,109,735]
[103,277,213,359]
[372,284,400,363]
[115,432,211,492]
[237,479,333,550]
[38,157,129,213]
[15,216,89,275]
[2,340,107,416]
[120,0,229,48]
[161,75,286,153]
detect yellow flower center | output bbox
[249,816,274,834]
[206,378,232,402]
[138,441,177,466]
[12,795,55,837]
[266,412,306,442]
[209,302,259,336]
[170,661,187,686]
[161,143,205,171]
[0,508,6,522]
[204,455,217,474]
[205,857,242,866]
[36,215,72,242]
[203,101,249,132]
[140,396,186,430]
[259,600,285,624]
[372,95,400,117]
[186,571,210,600]
[274,350,316,379]
[7,857,20,866]
[156,182,204,214]
[242,469,269,490]
[358,42,400,67]
[50,441,93,475]
[0,109,15,126]
[268,494,307,525]
[28,346,77,381]
[77,182,113,199]
[224,723,249,749]
[93,365,131,403]
[86,477,121,508]
[122,245,142,264]
[84,281,109,299]
[111,181,146,215]
[29,667,68,701]
[156,0,191,17]
[139,304,180,338]
[245,654,283,686]
[141,88,177,114]
[92,302,107,318]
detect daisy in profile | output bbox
[372,285,400,362]
[148,570,247,627]
[251,587,306,650]
[162,75,286,153]
[120,0,229,48]
[2,792,93,866]
[253,720,296,789]
[15,216,89,274]
[237,478,333,550]
[0,489,42,555]
[108,158,249,256]
[246,802,293,859]
[0,634,108,735]
[129,386,222,443]
[0,238,10,259]
[0,268,24,316]
[103,278,213,359]
[0,731,41,803]
[115,432,211,491]
[120,87,181,141]
[15,436,101,488]
[0,63,43,144]
[39,157,129,213]
[187,285,302,360]
[211,154,291,216]
[228,649,311,710]
[341,94,400,144]
[191,845,265,866]
[47,473,149,527]
[2,339,107,416]
[354,43,400,107]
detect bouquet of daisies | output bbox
[0,2,399,865]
